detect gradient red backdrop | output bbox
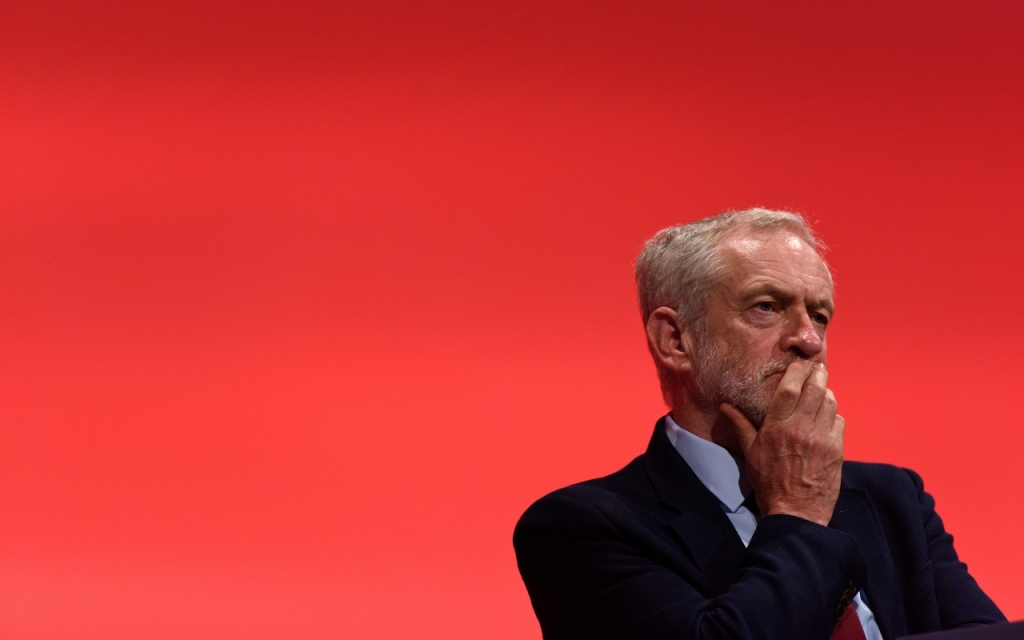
[1,1,1022,638]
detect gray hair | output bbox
[634,208,827,400]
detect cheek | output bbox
[719,325,786,368]
[760,372,784,396]
[724,323,774,350]
[749,335,784,363]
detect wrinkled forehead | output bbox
[717,228,834,295]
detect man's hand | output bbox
[720,360,844,527]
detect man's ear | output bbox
[645,307,694,375]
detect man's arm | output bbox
[515,487,868,640]
[905,468,1006,629]
[516,359,858,639]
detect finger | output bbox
[720,403,757,456]
[796,364,829,417]
[830,413,846,438]
[814,388,838,431]
[766,359,816,420]
[827,414,846,463]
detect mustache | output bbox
[757,355,803,382]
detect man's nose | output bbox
[780,310,824,358]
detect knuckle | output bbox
[777,384,800,401]
[821,399,838,420]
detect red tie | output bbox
[830,602,867,640]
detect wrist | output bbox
[762,503,834,527]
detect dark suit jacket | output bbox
[513,419,1005,640]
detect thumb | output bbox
[720,403,757,456]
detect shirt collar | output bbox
[664,414,752,513]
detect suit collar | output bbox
[644,419,747,594]
[645,417,707,513]
[664,414,752,512]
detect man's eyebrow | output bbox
[741,283,835,315]
[740,283,792,303]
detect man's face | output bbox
[689,229,834,426]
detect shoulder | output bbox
[514,454,661,543]
[842,460,926,496]
[841,461,938,532]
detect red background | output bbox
[1,1,1022,638]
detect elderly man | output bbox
[513,209,1005,640]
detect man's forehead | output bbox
[717,229,834,296]
[720,226,814,255]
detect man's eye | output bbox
[812,313,830,326]
[755,301,774,312]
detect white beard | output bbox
[690,326,796,428]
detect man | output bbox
[513,209,1005,639]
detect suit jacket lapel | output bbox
[830,485,908,640]
[644,420,747,596]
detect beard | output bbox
[690,326,797,428]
